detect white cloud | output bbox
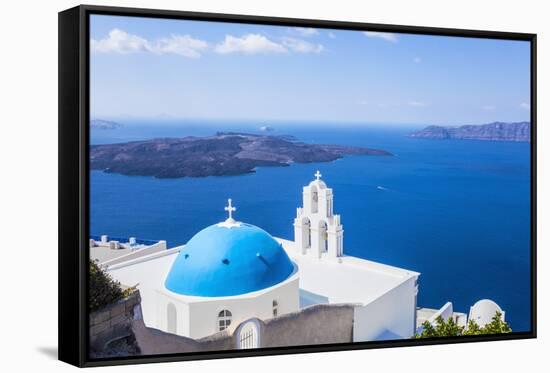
[91,28,151,54]
[214,34,287,55]
[154,35,209,58]
[292,27,319,37]
[408,101,427,107]
[363,31,398,43]
[413,57,422,63]
[92,29,323,58]
[520,102,530,110]
[328,32,336,39]
[282,37,324,54]
[482,105,496,111]
[91,29,209,58]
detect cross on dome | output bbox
[315,170,322,181]
[218,198,241,228]
[225,198,236,220]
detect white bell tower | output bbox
[294,171,344,260]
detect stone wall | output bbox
[130,302,356,355]
[89,290,141,355]
[89,294,356,357]
[260,303,355,347]
[132,319,233,355]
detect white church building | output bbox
[100,171,421,345]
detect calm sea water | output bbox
[90,122,531,332]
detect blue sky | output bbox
[90,15,531,126]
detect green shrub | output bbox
[415,311,511,338]
[89,260,134,312]
[414,315,463,338]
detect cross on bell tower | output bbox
[315,170,322,181]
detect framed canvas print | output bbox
[58,4,537,367]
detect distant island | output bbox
[91,119,123,130]
[408,122,530,142]
[90,132,392,178]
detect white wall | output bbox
[353,276,417,341]
[156,291,191,337]
[107,252,178,327]
[2,1,548,373]
[157,277,300,339]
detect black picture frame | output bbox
[58,4,537,368]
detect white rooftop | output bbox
[277,238,419,306]
[90,245,143,264]
[91,239,166,266]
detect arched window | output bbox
[167,303,177,334]
[272,300,279,317]
[319,221,328,253]
[311,185,319,213]
[217,309,232,331]
[302,218,311,249]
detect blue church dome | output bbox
[165,221,295,297]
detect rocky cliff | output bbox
[408,121,530,142]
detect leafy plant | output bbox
[415,311,511,338]
[89,260,134,312]
[462,319,482,335]
[465,311,511,335]
[415,315,463,338]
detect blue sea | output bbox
[90,121,531,332]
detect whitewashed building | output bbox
[103,171,421,343]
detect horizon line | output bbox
[90,116,531,128]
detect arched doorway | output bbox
[167,303,177,334]
[238,320,260,349]
[318,220,328,253]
